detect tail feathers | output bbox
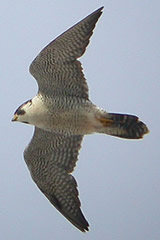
[99,113,149,139]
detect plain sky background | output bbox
[1,1,160,240]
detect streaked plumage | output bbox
[12,7,149,232]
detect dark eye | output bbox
[16,109,25,115]
[14,99,32,115]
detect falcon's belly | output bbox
[43,107,102,135]
[28,95,105,135]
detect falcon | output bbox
[12,7,149,232]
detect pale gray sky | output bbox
[1,1,160,239]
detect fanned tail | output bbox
[98,113,149,139]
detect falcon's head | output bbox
[12,95,47,128]
[12,99,32,124]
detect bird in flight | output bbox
[12,7,149,232]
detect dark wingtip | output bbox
[70,209,89,232]
[95,6,104,12]
[81,225,89,233]
[90,6,104,17]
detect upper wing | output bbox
[29,7,103,99]
[24,127,89,232]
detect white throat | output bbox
[23,95,48,128]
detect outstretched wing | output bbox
[29,7,103,99]
[24,127,89,232]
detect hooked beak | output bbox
[12,114,18,122]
